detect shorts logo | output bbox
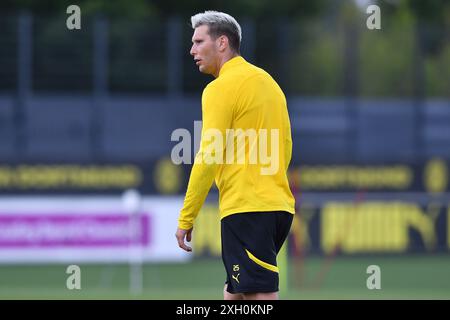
[232,264,240,283]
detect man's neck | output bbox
[213,52,239,78]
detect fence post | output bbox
[16,11,33,157]
[241,17,256,63]
[167,16,182,97]
[92,16,108,159]
[413,22,426,161]
[342,14,360,162]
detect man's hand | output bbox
[175,227,193,252]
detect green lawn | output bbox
[0,255,449,299]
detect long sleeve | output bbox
[178,84,233,230]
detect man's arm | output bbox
[176,83,233,250]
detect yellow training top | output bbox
[178,56,295,230]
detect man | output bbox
[175,11,295,300]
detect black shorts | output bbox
[221,211,293,294]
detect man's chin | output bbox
[198,66,211,75]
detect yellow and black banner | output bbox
[0,157,448,195]
[0,158,187,195]
[192,199,450,256]
[289,158,448,194]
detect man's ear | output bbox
[218,35,228,52]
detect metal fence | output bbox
[0,13,449,163]
[1,12,449,96]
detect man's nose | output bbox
[190,45,196,56]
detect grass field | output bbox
[0,255,449,299]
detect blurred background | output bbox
[0,0,449,299]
